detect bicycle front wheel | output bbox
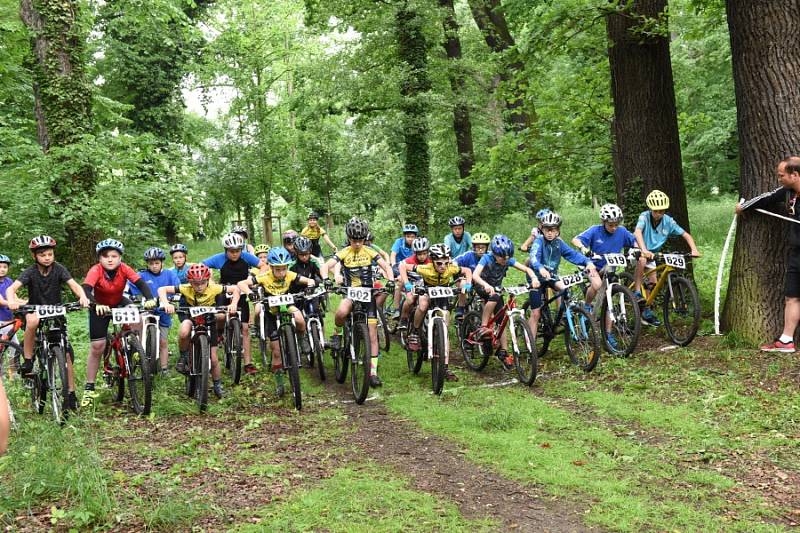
[145,323,159,376]
[431,320,447,395]
[333,327,349,384]
[227,317,243,385]
[351,322,371,404]
[124,333,151,415]
[280,325,302,411]
[600,284,642,357]
[460,311,490,371]
[662,275,700,346]
[564,306,601,372]
[195,335,210,411]
[377,306,391,352]
[511,316,537,386]
[48,346,69,424]
[311,321,326,382]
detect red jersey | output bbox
[84,263,141,306]
[403,255,431,266]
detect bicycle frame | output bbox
[424,297,451,363]
[539,283,582,339]
[640,263,679,307]
[140,311,160,361]
[484,290,528,354]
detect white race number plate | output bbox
[604,253,627,268]
[189,306,216,317]
[559,272,584,288]
[663,254,686,269]
[267,294,294,307]
[35,305,66,319]
[347,287,372,303]
[112,307,141,325]
[428,287,454,298]
[506,286,528,296]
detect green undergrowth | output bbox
[236,463,497,533]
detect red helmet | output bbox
[29,235,56,251]
[187,263,211,281]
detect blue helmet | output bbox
[0,255,10,264]
[170,243,187,255]
[402,223,419,235]
[535,208,552,220]
[490,235,514,258]
[143,247,166,261]
[267,247,293,266]
[96,238,125,255]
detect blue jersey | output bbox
[202,252,260,285]
[444,232,472,259]
[454,251,481,271]
[635,211,685,252]
[0,277,13,322]
[477,253,516,287]
[391,238,414,264]
[576,224,637,269]
[128,269,180,327]
[171,264,190,284]
[529,236,589,279]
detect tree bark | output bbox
[440,0,477,207]
[606,0,690,234]
[20,0,97,272]
[396,7,432,231]
[722,0,800,341]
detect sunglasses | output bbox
[433,260,450,267]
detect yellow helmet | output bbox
[472,232,491,245]
[646,190,670,210]
[254,244,270,255]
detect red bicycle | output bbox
[101,305,151,415]
[459,285,538,386]
[0,315,24,377]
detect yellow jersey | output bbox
[334,245,379,287]
[253,270,299,296]
[178,282,225,307]
[413,263,463,287]
[300,225,326,241]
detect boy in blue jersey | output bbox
[571,203,638,313]
[389,224,419,318]
[444,216,472,258]
[634,190,701,325]
[129,247,181,376]
[170,244,190,283]
[473,235,537,368]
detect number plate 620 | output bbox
[559,272,584,288]
[663,254,686,269]
[112,307,140,325]
[347,287,372,303]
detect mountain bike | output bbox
[0,314,24,378]
[299,288,327,382]
[586,253,641,357]
[620,251,701,346]
[406,285,461,395]
[331,284,392,404]
[221,292,243,384]
[16,303,81,424]
[174,305,228,412]
[101,305,152,415]
[460,285,538,385]
[531,272,601,372]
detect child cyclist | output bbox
[291,237,328,328]
[401,243,472,381]
[633,190,701,325]
[472,235,538,368]
[444,216,472,258]
[169,244,190,283]
[398,237,432,330]
[81,239,157,408]
[453,232,490,319]
[232,226,256,255]
[389,224,419,318]
[300,211,339,258]
[6,236,91,410]
[0,255,15,339]
[325,217,394,387]
[520,208,552,252]
[527,212,600,339]
[252,244,271,275]
[129,247,180,376]
[160,263,240,399]
[201,233,261,375]
[238,247,317,396]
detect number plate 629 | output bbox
[663,254,686,269]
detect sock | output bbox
[84,382,95,391]
[275,371,284,386]
[213,379,221,387]
[779,334,793,344]
[370,356,379,376]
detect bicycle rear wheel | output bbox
[377,306,391,352]
[280,325,302,411]
[195,335,210,411]
[227,317,243,384]
[124,333,151,415]
[145,323,159,376]
[511,316,537,386]
[333,327,349,384]
[431,320,446,395]
[564,306,601,372]
[662,275,700,346]
[600,284,642,357]
[311,321,326,382]
[48,346,69,424]
[30,371,45,415]
[406,327,425,375]
[460,311,490,371]
[351,322,371,404]
[106,336,125,403]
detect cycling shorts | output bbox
[475,285,502,304]
[89,297,133,341]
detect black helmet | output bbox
[308,211,320,219]
[345,217,369,240]
[294,236,313,253]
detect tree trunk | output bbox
[606,0,690,234]
[396,7,432,231]
[244,202,255,243]
[722,0,800,341]
[440,0,477,207]
[262,187,273,246]
[20,0,97,273]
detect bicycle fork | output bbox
[507,310,532,353]
[426,311,449,365]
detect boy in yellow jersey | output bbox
[159,263,240,399]
[401,243,471,380]
[238,247,317,396]
[324,217,394,387]
[301,211,338,258]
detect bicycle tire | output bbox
[107,336,125,403]
[333,326,349,384]
[599,284,642,357]
[311,321,326,381]
[351,322,371,404]
[0,340,22,377]
[534,309,553,358]
[377,306,391,352]
[459,311,490,371]
[195,334,210,411]
[280,325,302,411]
[511,316,538,386]
[564,306,601,372]
[184,342,196,398]
[48,346,69,424]
[30,371,45,415]
[227,317,243,385]
[124,333,151,416]
[431,319,446,395]
[406,326,425,375]
[662,275,700,346]
[145,323,159,376]
[258,313,269,369]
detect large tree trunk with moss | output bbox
[396,8,432,231]
[440,0,477,207]
[722,0,800,341]
[606,0,690,234]
[20,0,97,272]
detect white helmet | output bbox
[221,232,245,250]
[540,212,562,228]
[412,237,430,252]
[599,203,623,222]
